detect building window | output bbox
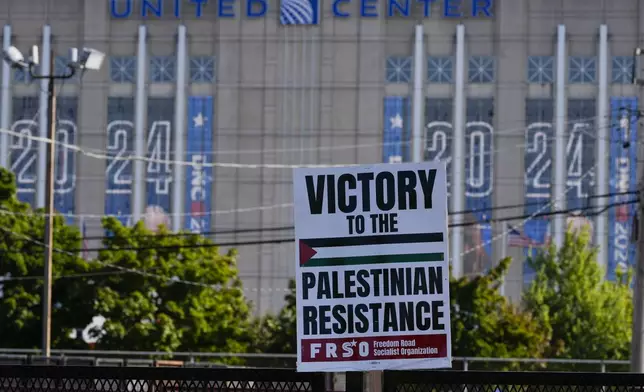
[55,56,69,76]
[568,56,596,84]
[527,56,554,84]
[150,56,176,83]
[612,56,634,84]
[53,56,78,83]
[110,56,136,83]
[427,56,453,83]
[14,68,32,83]
[468,56,495,83]
[385,56,412,83]
[190,56,216,83]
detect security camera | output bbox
[3,46,27,69]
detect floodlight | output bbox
[78,47,105,71]
[3,46,27,68]
[29,45,39,66]
[634,48,644,85]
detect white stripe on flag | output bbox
[309,242,446,259]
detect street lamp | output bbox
[2,45,105,358]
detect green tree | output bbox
[254,279,296,355]
[450,257,548,368]
[0,167,256,355]
[523,229,632,361]
[249,280,297,367]
[0,168,96,349]
[88,217,255,354]
[255,260,548,370]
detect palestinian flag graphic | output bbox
[299,232,446,268]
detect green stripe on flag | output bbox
[302,253,444,268]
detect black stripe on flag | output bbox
[301,232,443,248]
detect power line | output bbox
[0,200,639,291]
[0,167,618,287]
[0,115,605,170]
[0,199,635,285]
[75,190,639,241]
[0,269,133,282]
[0,163,613,287]
[30,199,639,253]
[0,114,619,224]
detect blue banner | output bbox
[146,98,174,220]
[10,97,77,221]
[382,96,410,163]
[522,99,554,284]
[53,98,78,224]
[185,96,214,233]
[608,97,638,281]
[464,99,494,276]
[10,97,39,206]
[105,98,134,226]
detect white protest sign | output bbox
[293,162,452,372]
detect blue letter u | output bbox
[111,0,132,18]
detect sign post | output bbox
[293,162,452,375]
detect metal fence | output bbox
[0,365,326,392]
[383,370,644,392]
[3,365,644,392]
[0,349,632,372]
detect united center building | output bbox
[0,0,640,313]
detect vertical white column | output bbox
[451,24,466,279]
[0,25,12,168]
[172,25,187,232]
[412,24,424,163]
[553,24,567,249]
[37,25,52,208]
[133,25,147,223]
[596,24,609,275]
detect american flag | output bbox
[507,225,543,248]
[81,218,89,260]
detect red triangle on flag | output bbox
[299,240,317,266]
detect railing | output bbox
[0,365,326,392]
[0,348,633,372]
[2,364,643,392]
[383,370,644,392]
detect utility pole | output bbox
[630,47,644,372]
[42,53,57,359]
[633,185,644,372]
[3,44,104,358]
[34,52,76,358]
